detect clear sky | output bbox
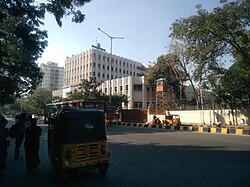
[37,0,222,67]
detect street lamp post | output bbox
[98,28,124,103]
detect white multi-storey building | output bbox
[100,76,155,109]
[64,44,148,86]
[53,44,151,109]
[39,61,64,92]
[52,76,155,109]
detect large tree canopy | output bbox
[43,0,91,27]
[169,0,250,109]
[147,54,186,102]
[170,0,250,69]
[66,78,128,111]
[0,0,91,106]
[67,77,105,101]
[212,63,250,109]
[5,88,52,115]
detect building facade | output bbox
[52,85,76,99]
[52,76,155,110]
[64,45,148,86]
[39,61,64,92]
[53,45,150,109]
[99,76,155,109]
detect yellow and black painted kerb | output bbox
[132,123,137,127]
[164,125,178,130]
[210,127,216,133]
[198,127,203,132]
[110,122,249,136]
[156,125,163,129]
[204,127,211,132]
[150,124,156,128]
[149,124,163,129]
[216,127,221,133]
[127,123,132,127]
[192,126,199,132]
[179,126,193,131]
[229,127,236,134]
[230,127,248,135]
[137,123,144,128]
[179,126,185,131]
[236,128,243,135]
[209,127,221,133]
[187,126,193,131]
[198,127,210,132]
[243,129,250,135]
[235,128,250,135]
[164,125,171,130]
[221,127,229,134]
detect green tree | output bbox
[146,54,186,107]
[66,78,129,111]
[5,88,52,115]
[28,88,52,115]
[213,63,250,109]
[169,41,199,107]
[67,78,105,100]
[0,0,91,106]
[4,99,23,116]
[170,0,250,68]
[170,40,227,108]
[212,63,250,124]
[52,96,64,102]
[170,0,250,108]
[43,0,91,27]
[110,94,129,111]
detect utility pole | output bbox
[98,28,124,103]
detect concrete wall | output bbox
[148,108,250,126]
[121,109,147,123]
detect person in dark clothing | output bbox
[14,113,26,159]
[0,115,9,176]
[152,115,157,125]
[24,118,42,171]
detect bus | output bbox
[44,100,107,124]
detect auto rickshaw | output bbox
[164,114,181,126]
[47,108,110,178]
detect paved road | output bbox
[1,121,250,187]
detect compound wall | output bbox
[148,108,250,126]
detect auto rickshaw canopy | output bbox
[53,108,107,144]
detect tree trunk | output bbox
[177,59,199,109]
[231,108,235,126]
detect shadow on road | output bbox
[106,124,180,135]
[1,123,250,187]
[107,141,250,186]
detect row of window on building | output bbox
[66,53,138,69]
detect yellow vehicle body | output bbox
[164,114,181,126]
[50,141,109,170]
[48,108,110,177]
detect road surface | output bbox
[1,121,250,186]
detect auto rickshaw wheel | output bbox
[98,163,109,175]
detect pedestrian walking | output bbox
[14,113,26,159]
[0,115,9,176]
[24,118,42,171]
